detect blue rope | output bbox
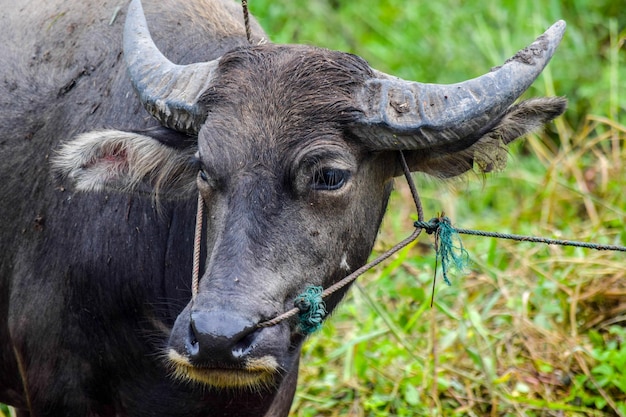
[294,286,327,335]
[416,217,469,285]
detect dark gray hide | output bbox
[0,0,566,416]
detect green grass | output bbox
[248,0,626,416]
[252,0,625,130]
[3,0,624,415]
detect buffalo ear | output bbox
[397,97,566,178]
[53,129,198,198]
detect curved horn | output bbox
[123,0,219,134]
[352,20,566,150]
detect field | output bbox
[249,0,626,416]
[1,0,623,416]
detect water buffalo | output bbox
[0,0,565,415]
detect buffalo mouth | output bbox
[167,349,280,389]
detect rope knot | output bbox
[414,217,444,235]
[416,216,470,286]
[294,286,327,335]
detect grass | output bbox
[252,0,624,130]
[2,0,624,416]
[289,125,626,416]
[248,0,626,416]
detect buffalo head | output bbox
[54,0,566,392]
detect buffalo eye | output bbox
[312,168,350,191]
[199,169,209,182]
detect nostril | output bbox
[187,322,200,357]
[187,311,260,364]
[232,328,261,359]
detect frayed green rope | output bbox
[415,217,470,286]
[294,286,327,335]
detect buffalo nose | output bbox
[187,311,260,365]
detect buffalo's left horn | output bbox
[123,0,219,135]
[352,20,566,150]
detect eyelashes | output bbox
[311,167,350,191]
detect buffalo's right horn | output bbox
[124,0,219,135]
[352,20,566,151]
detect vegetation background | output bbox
[248,0,625,416]
[1,0,623,416]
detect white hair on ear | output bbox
[52,130,197,199]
